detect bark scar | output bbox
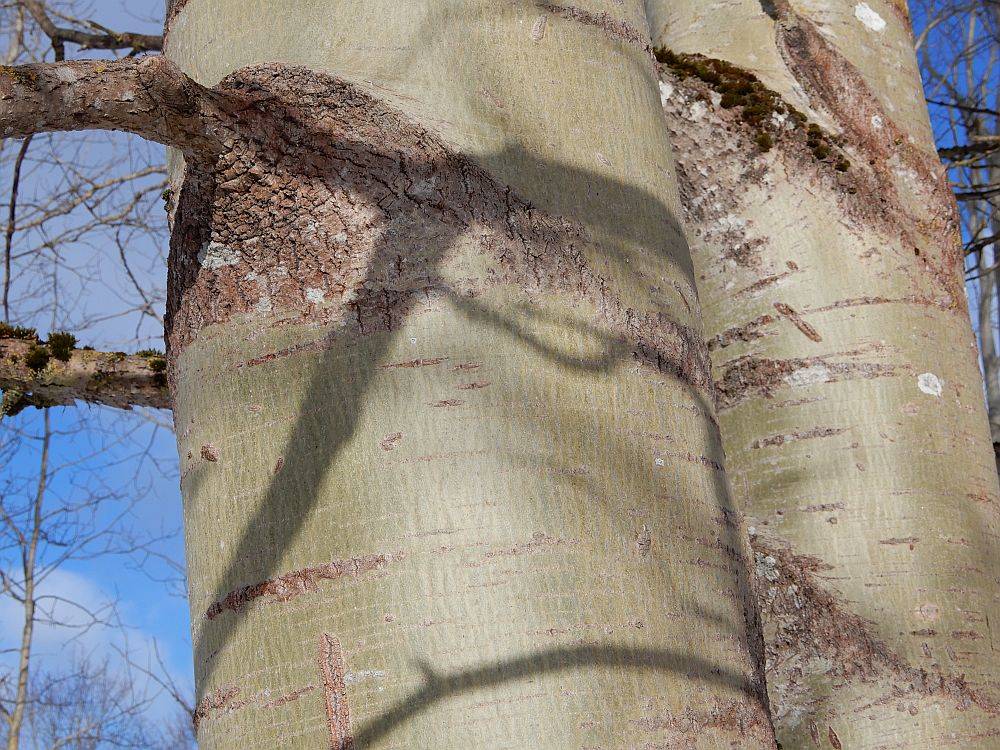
[319,633,355,750]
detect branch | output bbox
[925,98,1000,117]
[939,139,1000,161]
[0,336,169,413]
[20,0,162,57]
[0,56,228,158]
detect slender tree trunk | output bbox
[162,2,774,747]
[5,412,49,750]
[648,0,1000,746]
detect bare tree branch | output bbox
[3,135,31,321]
[19,0,161,58]
[0,337,169,412]
[0,56,229,158]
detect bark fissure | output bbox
[205,552,402,620]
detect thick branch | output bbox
[0,338,169,413]
[0,56,227,158]
[939,140,1000,161]
[20,0,162,55]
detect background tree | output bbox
[913,0,1000,465]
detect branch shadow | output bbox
[353,643,758,747]
[165,61,758,726]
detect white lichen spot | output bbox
[54,66,80,83]
[917,372,943,397]
[332,231,348,244]
[198,241,240,270]
[716,216,747,232]
[305,287,326,304]
[709,91,722,108]
[254,296,273,314]
[654,457,665,466]
[871,114,884,129]
[854,2,887,32]
[409,337,418,344]
[785,365,832,387]
[755,553,780,582]
[411,179,437,198]
[658,79,673,105]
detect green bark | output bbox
[650,0,1000,746]
[165,1,774,747]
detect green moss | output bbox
[720,92,740,109]
[46,332,76,361]
[0,322,38,340]
[654,47,850,171]
[1,388,29,418]
[24,345,50,372]
[0,65,39,88]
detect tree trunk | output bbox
[162,1,774,747]
[648,0,1000,746]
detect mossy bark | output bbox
[164,2,774,747]
[650,0,1000,746]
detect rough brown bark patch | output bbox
[536,3,653,56]
[319,634,355,750]
[752,535,1000,723]
[205,552,402,619]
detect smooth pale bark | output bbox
[163,1,774,748]
[649,0,1000,746]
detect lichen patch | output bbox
[197,241,240,270]
[917,372,943,396]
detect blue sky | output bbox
[0,0,192,732]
